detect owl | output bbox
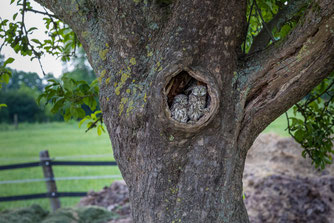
[187,85,208,122]
[170,94,188,123]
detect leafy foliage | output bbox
[0,0,80,79]
[0,56,14,89]
[286,72,334,169]
[244,0,308,53]
[37,74,103,135]
[0,0,101,132]
[79,110,105,136]
[244,0,282,53]
[37,74,98,119]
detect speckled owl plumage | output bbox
[187,85,207,122]
[170,84,209,123]
[171,94,189,123]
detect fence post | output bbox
[39,150,61,212]
[13,114,18,130]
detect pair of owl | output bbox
[170,85,208,123]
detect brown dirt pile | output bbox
[244,133,334,223]
[77,180,131,223]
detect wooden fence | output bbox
[0,150,119,211]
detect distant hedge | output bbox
[0,91,62,123]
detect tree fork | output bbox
[32,0,334,222]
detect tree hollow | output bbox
[161,67,220,132]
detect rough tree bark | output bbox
[35,0,334,222]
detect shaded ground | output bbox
[78,181,131,223]
[0,204,117,223]
[1,134,333,222]
[244,133,334,223]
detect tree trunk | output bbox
[105,64,250,222]
[34,0,334,222]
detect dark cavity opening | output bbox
[165,70,211,124]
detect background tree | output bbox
[0,63,63,123]
[2,70,44,91]
[62,48,96,84]
[1,0,334,222]
[0,89,43,123]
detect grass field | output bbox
[263,111,292,137]
[0,112,292,211]
[0,121,121,211]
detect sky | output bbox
[0,0,66,77]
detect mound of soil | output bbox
[0,205,117,223]
[244,174,334,223]
[244,133,334,223]
[77,180,131,223]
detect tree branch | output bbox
[249,0,310,54]
[243,0,256,54]
[238,0,334,149]
[254,0,276,43]
[25,8,59,19]
[21,0,46,75]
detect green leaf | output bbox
[91,112,96,120]
[51,98,65,113]
[97,125,102,136]
[94,110,102,116]
[70,105,78,118]
[89,97,97,110]
[79,117,88,128]
[83,97,90,106]
[76,107,86,118]
[64,108,71,122]
[100,125,105,133]
[324,156,332,164]
[13,13,18,20]
[62,76,76,91]
[31,39,42,44]
[3,57,15,66]
[27,27,38,33]
[294,129,305,142]
[1,73,11,84]
[0,104,7,109]
[36,93,45,105]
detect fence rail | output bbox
[0,162,41,170]
[0,150,119,211]
[0,175,122,185]
[0,161,118,171]
[0,153,114,162]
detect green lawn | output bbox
[0,112,293,211]
[262,110,293,137]
[0,121,121,211]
